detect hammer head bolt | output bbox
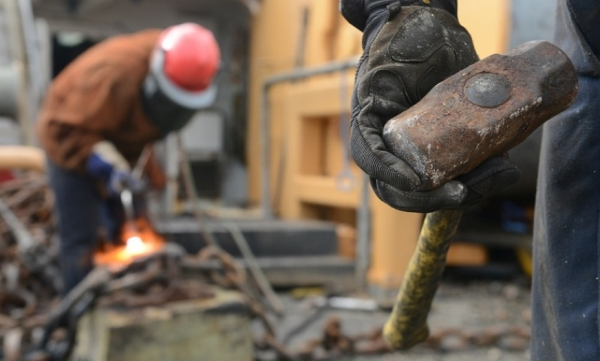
[464,73,511,108]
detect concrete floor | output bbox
[264,279,531,361]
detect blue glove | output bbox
[86,141,146,197]
[108,170,146,196]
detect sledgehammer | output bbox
[380,40,578,350]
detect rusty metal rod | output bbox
[222,219,284,315]
[175,134,219,248]
[0,198,36,255]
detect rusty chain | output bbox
[186,247,532,360]
[289,319,531,359]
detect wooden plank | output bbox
[269,83,293,215]
[300,116,327,175]
[304,0,339,66]
[289,74,354,117]
[334,19,362,60]
[324,115,345,177]
[447,242,489,266]
[367,196,424,289]
[336,223,357,259]
[278,88,304,218]
[458,0,511,57]
[269,85,293,162]
[295,175,361,208]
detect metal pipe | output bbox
[222,219,284,315]
[3,0,34,145]
[120,188,136,230]
[356,173,371,293]
[175,134,219,248]
[162,134,180,216]
[18,0,44,110]
[0,145,45,172]
[132,145,151,181]
[260,57,360,218]
[0,197,35,252]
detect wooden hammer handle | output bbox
[383,209,464,349]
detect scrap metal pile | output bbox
[0,172,531,361]
[0,172,61,361]
[0,171,389,361]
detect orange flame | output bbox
[94,217,166,269]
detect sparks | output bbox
[126,236,148,255]
[94,218,166,269]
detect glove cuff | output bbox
[398,0,457,17]
[86,141,130,181]
[341,0,397,32]
[91,141,130,171]
[340,0,457,33]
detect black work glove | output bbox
[342,1,521,213]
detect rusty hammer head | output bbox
[382,40,578,190]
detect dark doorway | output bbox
[52,32,97,78]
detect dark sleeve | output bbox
[340,0,458,31]
[566,0,600,59]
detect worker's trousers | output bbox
[47,160,123,294]
[531,0,600,360]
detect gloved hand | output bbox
[86,141,146,197]
[342,1,521,213]
[108,170,146,196]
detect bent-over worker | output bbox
[36,23,221,294]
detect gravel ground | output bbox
[262,280,532,361]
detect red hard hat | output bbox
[157,23,220,92]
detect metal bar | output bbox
[17,0,44,112]
[260,57,360,219]
[132,145,151,181]
[355,173,371,293]
[120,189,136,227]
[162,134,180,216]
[0,197,35,252]
[3,0,34,145]
[222,219,284,315]
[175,134,219,248]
